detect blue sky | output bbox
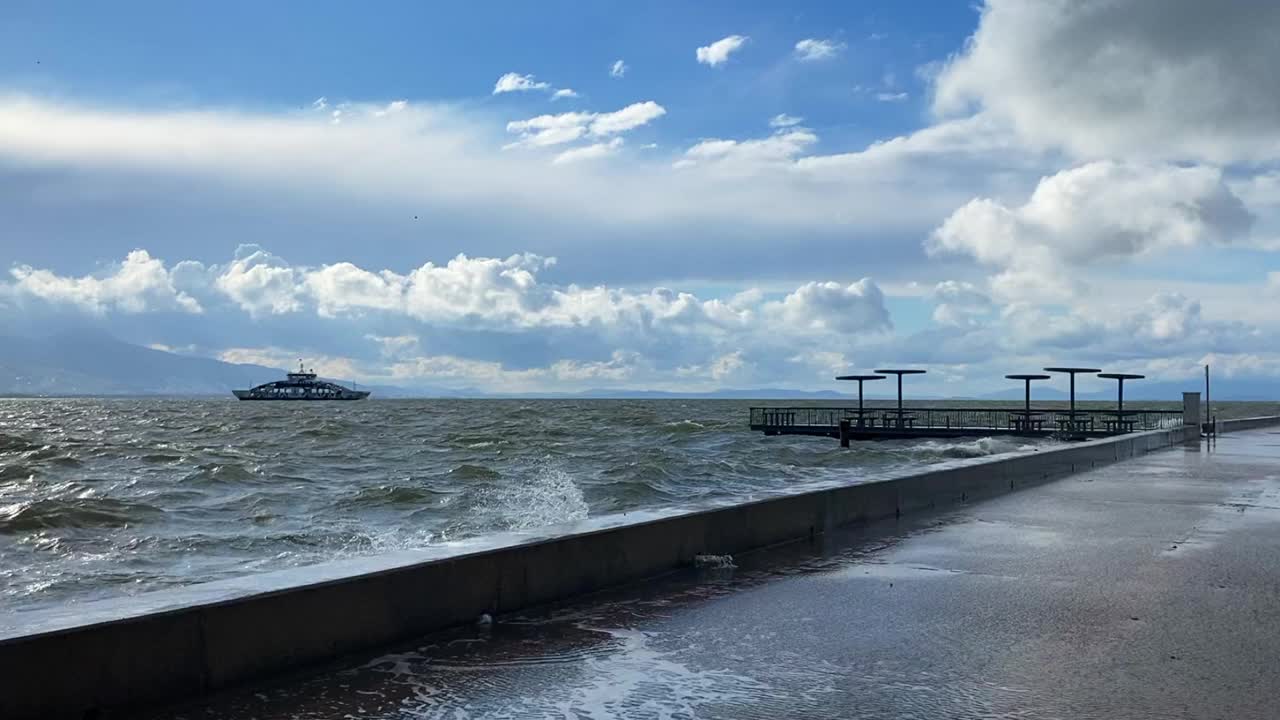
[1,1,1278,394]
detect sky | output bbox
[1,0,1278,395]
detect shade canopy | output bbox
[1044,367,1102,374]
[836,375,886,381]
[1005,374,1051,381]
[1097,373,1145,380]
[873,369,927,375]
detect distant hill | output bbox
[0,331,418,397]
[567,388,858,400]
[0,331,285,396]
[0,332,1272,401]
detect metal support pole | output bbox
[839,419,851,448]
[897,374,903,427]
[1070,373,1075,418]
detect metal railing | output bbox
[749,406,1184,433]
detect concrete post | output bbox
[839,419,851,448]
[1183,392,1201,436]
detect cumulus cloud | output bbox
[766,279,891,334]
[505,101,666,149]
[214,245,304,316]
[4,246,895,391]
[493,72,550,94]
[696,35,748,67]
[929,161,1253,300]
[794,38,845,62]
[769,113,803,128]
[8,249,202,314]
[876,92,908,103]
[15,247,891,343]
[610,60,628,78]
[551,88,579,101]
[933,0,1280,163]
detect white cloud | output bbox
[876,92,908,103]
[384,350,640,392]
[610,60,628,78]
[505,101,666,149]
[929,161,1253,300]
[0,94,1031,254]
[551,88,579,101]
[7,247,894,380]
[311,97,327,111]
[214,245,303,316]
[218,347,360,379]
[504,111,594,147]
[676,129,818,172]
[8,249,202,314]
[933,0,1280,163]
[769,113,803,128]
[794,38,845,62]
[696,35,748,67]
[931,281,993,327]
[709,351,747,380]
[373,100,408,117]
[766,279,891,334]
[588,101,666,135]
[553,138,624,165]
[492,72,551,94]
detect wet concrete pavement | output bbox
[150,430,1280,719]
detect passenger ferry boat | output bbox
[233,361,370,401]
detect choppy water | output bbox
[0,398,1265,613]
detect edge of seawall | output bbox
[1216,415,1280,433]
[7,420,1275,719]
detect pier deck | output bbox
[160,428,1280,719]
[750,405,1184,440]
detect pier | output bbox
[755,366,1180,442]
[750,406,1185,440]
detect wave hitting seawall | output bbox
[0,398,1046,613]
[2,419,1217,720]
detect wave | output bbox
[663,419,708,433]
[180,462,257,484]
[0,497,163,534]
[447,464,502,481]
[0,433,41,454]
[914,436,1043,459]
[342,484,448,509]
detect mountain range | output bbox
[0,332,1271,401]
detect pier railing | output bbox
[749,406,1184,436]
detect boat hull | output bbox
[233,392,369,401]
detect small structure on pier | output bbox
[750,366,1178,442]
[835,374,885,428]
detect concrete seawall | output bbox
[0,422,1232,719]
[1215,415,1280,433]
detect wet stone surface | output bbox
[149,430,1280,720]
